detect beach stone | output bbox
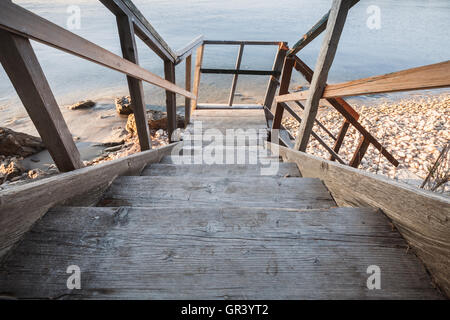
[68,100,96,110]
[0,127,45,157]
[126,110,185,134]
[0,158,26,180]
[115,96,134,115]
[28,168,46,179]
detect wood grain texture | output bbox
[164,60,177,142]
[184,55,192,125]
[280,60,450,100]
[263,43,288,110]
[267,142,450,298]
[116,14,151,151]
[191,45,205,110]
[0,2,194,98]
[228,44,244,106]
[0,30,83,172]
[142,163,301,177]
[100,0,177,62]
[287,0,359,56]
[175,35,204,65]
[0,206,441,299]
[294,0,351,151]
[0,144,178,258]
[99,176,335,209]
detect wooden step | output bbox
[159,154,280,164]
[98,176,335,209]
[141,163,301,177]
[196,103,263,109]
[0,206,441,299]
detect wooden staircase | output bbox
[0,108,441,299]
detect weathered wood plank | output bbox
[164,60,177,142]
[116,14,151,150]
[350,136,370,168]
[196,103,263,110]
[280,60,450,101]
[142,163,301,177]
[99,176,335,209]
[228,44,244,106]
[287,0,359,56]
[100,0,177,62]
[267,142,450,298]
[175,35,204,64]
[272,57,295,130]
[330,120,350,161]
[0,206,441,299]
[0,2,194,98]
[191,44,205,110]
[184,55,192,125]
[0,144,178,259]
[263,43,288,110]
[294,0,351,152]
[204,40,282,45]
[200,69,279,76]
[0,30,83,172]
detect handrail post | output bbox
[0,30,83,172]
[350,136,370,168]
[330,120,350,161]
[164,60,177,142]
[185,54,192,126]
[192,44,205,111]
[263,42,288,110]
[272,57,295,130]
[294,0,351,151]
[116,14,151,150]
[228,44,244,106]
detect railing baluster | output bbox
[116,14,151,150]
[272,57,295,130]
[330,120,350,161]
[164,60,177,142]
[228,44,244,106]
[185,54,192,126]
[192,44,205,111]
[350,136,370,168]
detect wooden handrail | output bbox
[200,69,280,76]
[0,2,194,99]
[204,40,283,46]
[175,35,204,65]
[277,60,450,101]
[100,0,177,62]
[287,0,359,57]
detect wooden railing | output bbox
[0,0,203,172]
[271,0,449,169]
[191,40,288,111]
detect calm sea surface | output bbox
[1,0,449,120]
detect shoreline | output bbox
[1,92,448,195]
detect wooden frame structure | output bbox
[270,0,449,169]
[191,40,288,111]
[0,1,202,171]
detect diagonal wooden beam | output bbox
[287,0,359,57]
[0,30,83,172]
[116,14,151,151]
[0,2,194,98]
[294,0,352,152]
[263,42,288,112]
[228,44,244,106]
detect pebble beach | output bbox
[282,93,450,193]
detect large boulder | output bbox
[0,127,45,157]
[115,96,134,115]
[126,110,185,134]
